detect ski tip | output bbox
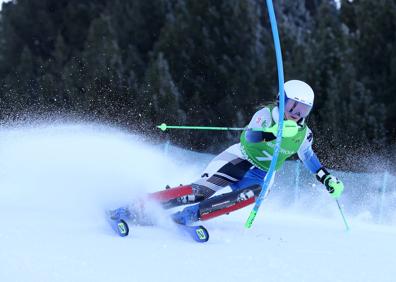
[116,219,129,237]
[175,224,209,243]
[194,225,209,243]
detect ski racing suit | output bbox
[170,105,323,224]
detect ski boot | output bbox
[107,207,130,237]
[171,204,200,225]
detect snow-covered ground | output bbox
[0,123,395,282]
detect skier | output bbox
[164,80,345,225]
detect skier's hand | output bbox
[316,168,344,199]
[264,120,298,138]
[323,175,344,199]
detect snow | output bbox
[0,123,395,282]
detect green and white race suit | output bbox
[240,105,316,172]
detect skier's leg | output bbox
[172,167,274,224]
[163,144,253,209]
[230,166,274,196]
[110,146,253,225]
[198,168,275,221]
[171,185,260,225]
[198,184,261,221]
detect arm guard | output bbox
[315,167,330,184]
[245,130,276,143]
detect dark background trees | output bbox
[0,0,394,171]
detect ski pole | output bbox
[158,123,248,131]
[157,121,297,137]
[336,199,350,231]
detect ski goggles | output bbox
[285,98,312,118]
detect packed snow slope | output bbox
[0,123,395,282]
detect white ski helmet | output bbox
[283,80,314,119]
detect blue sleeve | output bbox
[246,130,264,143]
[246,130,276,143]
[300,146,322,173]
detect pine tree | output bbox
[78,14,129,123]
[140,52,184,127]
[153,0,270,149]
[9,47,37,105]
[109,0,171,81]
[340,0,396,143]
[304,1,387,168]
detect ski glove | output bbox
[316,168,344,199]
[264,120,298,138]
[246,120,298,143]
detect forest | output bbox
[0,0,395,171]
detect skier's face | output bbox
[284,99,312,121]
[285,111,301,121]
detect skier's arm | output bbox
[297,130,322,173]
[298,130,344,198]
[245,108,276,143]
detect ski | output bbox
[107,213,209,243]
[106,185,209,242]
[106,209,130,237]
[148,185,193,202]
[110,219,129,237]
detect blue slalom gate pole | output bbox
[294,160,301,203]
[378,171,388,224]
[245,0,285,228]
[163,140,171,156]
